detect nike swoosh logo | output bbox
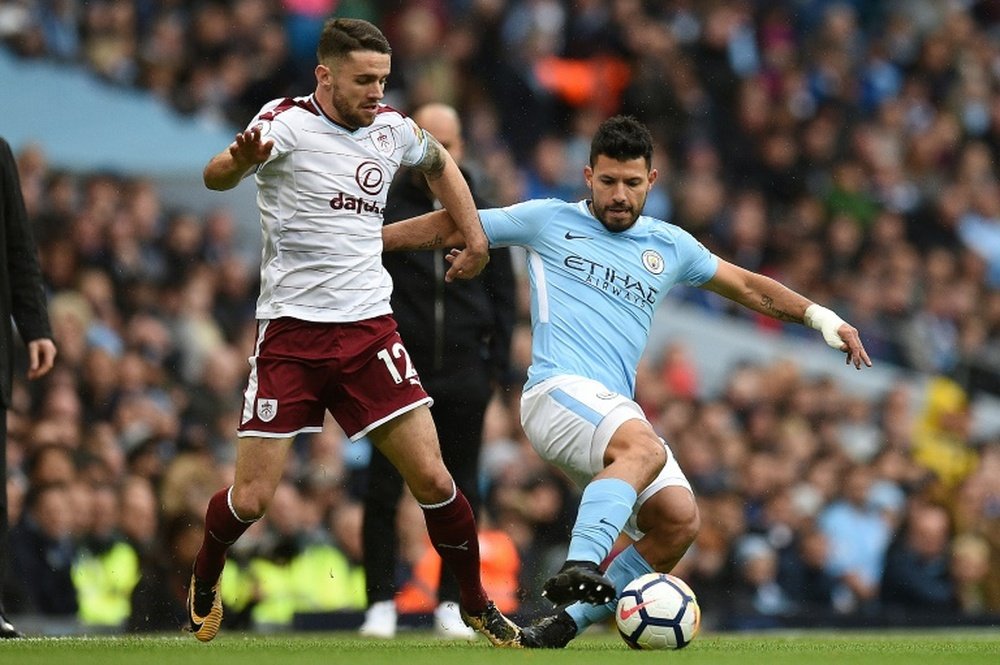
[619,598,656,621]
[565,231,591,240]
[437,540,469,550]
[599,518,617,529]
[188,596,205,629]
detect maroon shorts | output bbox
[237,315,431,440]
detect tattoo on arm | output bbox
[761,295,797,322]
[416,135,447,180]
[416,233,445,249]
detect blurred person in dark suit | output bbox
[361,103,516,639]
[0,136,57,638]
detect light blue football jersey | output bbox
[480,199,719,397]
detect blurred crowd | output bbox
[2,0,1000,634]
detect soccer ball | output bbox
[615,572,700,650]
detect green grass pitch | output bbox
[2,629,998,665]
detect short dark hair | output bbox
[317,18,391,64]
[590,115,654,169]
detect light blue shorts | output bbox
[520,374,692,539]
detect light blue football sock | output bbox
[566,478,637,565]
[565,544,654,632]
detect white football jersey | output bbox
[245,95,428,322]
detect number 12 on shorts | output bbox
[376,343,417,384]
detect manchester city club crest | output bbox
[642,250,665,275]
[256,398,278,422]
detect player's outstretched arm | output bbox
[415,133,488,280]
[204,126,274,191]
[382,209,465,252]
[701,260,872,369]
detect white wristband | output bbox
[804,303,847,350]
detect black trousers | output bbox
[362,379,492,605]
[0,411,8,614]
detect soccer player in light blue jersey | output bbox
[383,115,872,647]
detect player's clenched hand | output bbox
[837,323,872,370]
[444,247,489,282]
[229,126,274,168]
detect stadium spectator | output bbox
[127,513,205,633]
[777,526,838,618]
[913,377,979,490]
[118,475,159,558]
[395,524,522,618]
[726,534,796,629]
[485,465,576,617]
[950,532,993,615]
[950,442,1000,614]
[236,481,365,628]
[8,483,78,617]
[880,501,956,616]
[328,500,367,599]
[71,482,141,629]
[817,464,895,615]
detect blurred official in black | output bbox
[361,104,516,639]
[0,136,57,638]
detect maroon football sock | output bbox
[421,487,489,613]
[194,487,256,582]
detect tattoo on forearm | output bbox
[761,295,797,322]
[418,136,447,180]
[416,234,444,249]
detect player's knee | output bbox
[230,484,270,520]
[673,505,700,550]
[407,469,455,506]
[648,512,698,546]
[641,494,700,563]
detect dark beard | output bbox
[331,95,373,131]
[596,206,638,232]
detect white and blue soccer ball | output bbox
[615,572,701,650]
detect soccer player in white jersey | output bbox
[186,18,520,647]
[382,115,872,647]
